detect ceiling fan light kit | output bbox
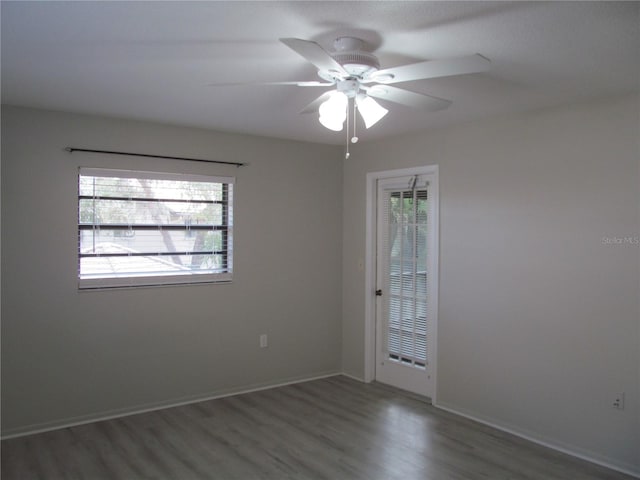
[319,91,348,131]
[355,94,388,129]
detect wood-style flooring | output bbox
[1,375,634,479]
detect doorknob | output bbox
[375,289,383,296]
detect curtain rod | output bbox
[65,147,246,167]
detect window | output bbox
[78,168,233,289]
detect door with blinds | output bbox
[375,174,436,398]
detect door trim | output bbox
[364,165,439,402]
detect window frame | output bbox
[77,167,234,290]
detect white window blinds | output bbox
[78,168,234,289]
[382,183,429,368]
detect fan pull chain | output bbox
[345,99,351,159]
[345,98,359,160]
[351,100,359,144]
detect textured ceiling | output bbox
[2,1,638,145]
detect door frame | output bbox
[364,165,439,402]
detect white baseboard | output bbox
[435,400,640,479]
[339,371,367,383]
[1,370,341,440]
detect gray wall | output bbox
[1,106,343,434]
[342,94,639,473]
[3,95,639,474]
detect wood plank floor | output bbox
[1,375,634,479]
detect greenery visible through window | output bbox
[78,168,233,289]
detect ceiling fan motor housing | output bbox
[332,51,380,77]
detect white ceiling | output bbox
[2,1,638,146]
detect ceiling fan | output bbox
[211,36,490,154]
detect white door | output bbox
[375,173,437,398]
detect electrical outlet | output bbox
[259,334,268,348]
[612,392,625,410]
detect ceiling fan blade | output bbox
[365,85,452,111]
[299,91,334,114]
[280,38,348,76]
[370,54,490,84]
[209,81,333,87]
